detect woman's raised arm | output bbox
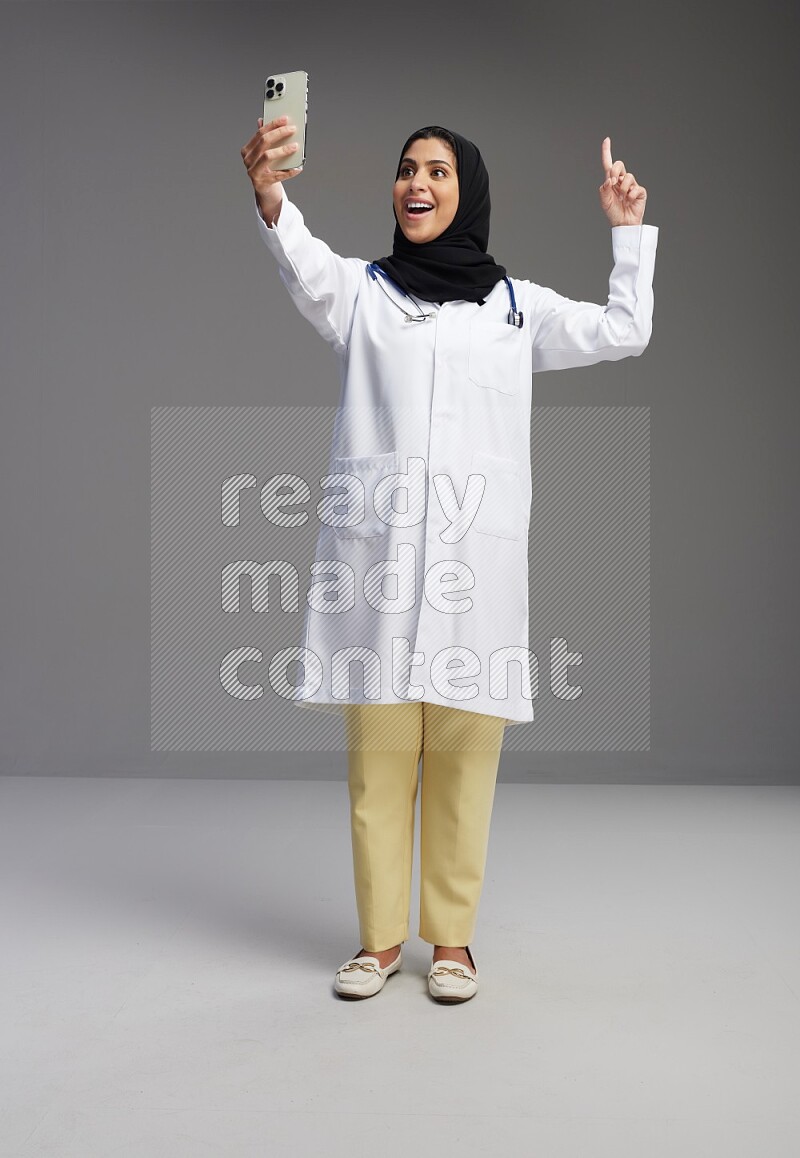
[524,135,658,374]
[241,117,364,356]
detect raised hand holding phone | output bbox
[240,116,303,227]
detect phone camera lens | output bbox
[276,82,284,92]
[266,87,274,99]
[266,77,274,86]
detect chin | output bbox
[400,223,439,244]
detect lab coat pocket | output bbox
[468,318,523,395]
[328,450,399,540]
[471,450,525,541]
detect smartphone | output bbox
[263,70,309,170]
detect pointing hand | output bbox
[598,136,647,227]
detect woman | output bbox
[240,117,658,1002]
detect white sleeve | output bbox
[524,223,659,374]
[255,182,365,357]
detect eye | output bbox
[398,165,449,178]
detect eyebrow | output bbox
[399,157,453,169]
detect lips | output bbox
[404,201,434,219]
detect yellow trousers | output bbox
[343,701,506,952]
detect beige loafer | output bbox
[334,947,402,1000]
[428,945,478,1003]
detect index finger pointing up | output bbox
[601,135,613,176]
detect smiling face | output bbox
[392,137,459,243]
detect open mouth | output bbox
[405,202,434,218]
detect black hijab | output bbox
[371,126,507,305]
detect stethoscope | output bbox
[366,262,524,328]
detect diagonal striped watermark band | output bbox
[151,406,649,752]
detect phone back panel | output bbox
[263,70,308,169]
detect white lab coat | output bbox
[255,181,659,726]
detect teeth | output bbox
[407,202,433,211]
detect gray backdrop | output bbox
[2,0,798,782]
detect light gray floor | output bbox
[1,776,798,1157]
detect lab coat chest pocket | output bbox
[471,450,525,541]
[328,450,399,539]
[468,318,523,395]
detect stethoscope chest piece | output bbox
[505,277,524,328]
